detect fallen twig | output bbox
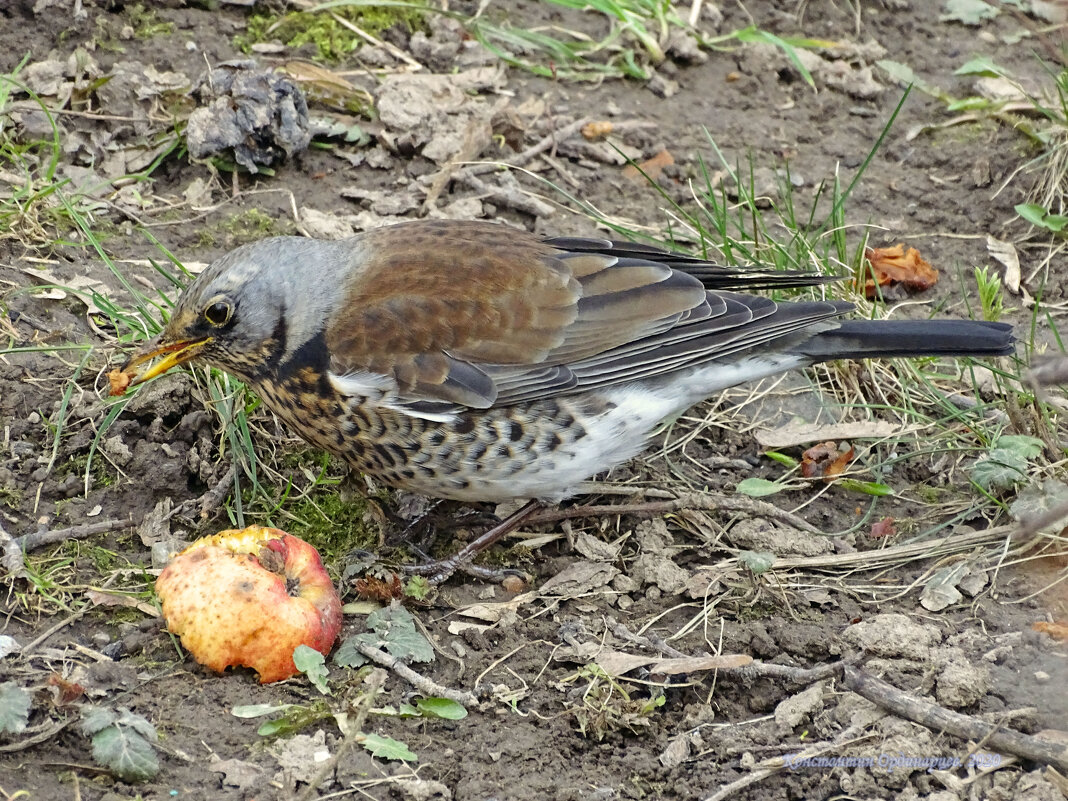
[701,722,877,801]
[15,518,136,554]
[350,640,478,708]
[528,491,822,535]
[842,666,1068,772]
[0,718,74,753]
[0,520,27,578]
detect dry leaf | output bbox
[456,591,536,622]
[594,650,657,677]
[354,574,405,601]
[755,420,911,449]
[861,244,939,298]
[801,441,854,480]
[870,517,896,538]
[622,149,674,182]
[108,368,133,397]
[1032,621,1068,641]
[86,590,159,617]
[650,654,752,674]
[986,235,1021,294]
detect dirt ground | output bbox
[1,1,1067,800]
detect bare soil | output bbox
[1,2,1066,801]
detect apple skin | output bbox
[155,526,343,684]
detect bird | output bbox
[121,220,1015,580]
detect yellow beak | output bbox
[122,336,213,387]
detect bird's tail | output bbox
[794,320,1015,362]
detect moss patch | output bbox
[235,6,426,64]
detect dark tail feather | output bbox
[795,320,1016,362]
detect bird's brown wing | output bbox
[325,220,844,412]
[325,221,708,408]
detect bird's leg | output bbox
[403,499,542,584]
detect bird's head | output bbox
[121,236,354,387]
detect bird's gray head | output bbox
[123,236,361,385]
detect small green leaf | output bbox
[414,697,468,720]
[997,435,1045,459]
[293,645,331,695]
[945,97,994,111]
[404,576,431,600]
[79,706,117,736]
[232,703,300,719]
[973,434,1044,491]
[972,450,1028,491]
[366,605,434,664]
[940,0,1000,25]
[333,636,369,668]
[0,682,31,735]
[738,551,776,574]
[396,702,422,717]
[257,718,297,737]
[360,733,417,762]
[837,479,895,496]
[1016,203,1068,232]
[736,477,788,497]
[763,451,799,467]
[954,56,1007,77]
[84,708,159,782]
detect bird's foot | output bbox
[402,499,542,585]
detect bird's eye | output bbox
[203,300,233,327]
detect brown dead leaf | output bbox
[870,517,896,538]
[801,441,854,480]
[354,574,404,602]
[622,149,674,182]
[581,120,614,141]
[107,368,132,396]
[755,420,914,450]
[1032,621,1068,641]
[860,244,939,298]
[86,589,159,617]
[47,674,85,706]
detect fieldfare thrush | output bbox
[121,220,1015,580]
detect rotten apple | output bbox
[155,526,343,684]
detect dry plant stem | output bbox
[842,666,1068,773]
[350,640,479,708]
[609,618,855,683]
[0,719,73,753]
[454,172,555,217]
[293,668,388,801]
[0,521,27,579]
[464,117,593,178]
[609,618,689,659]
[735,658,858,684]
[701,722,875,801]
[15,518,136,553]
[528,493,821,535]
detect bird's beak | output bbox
[121,335,213,387]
